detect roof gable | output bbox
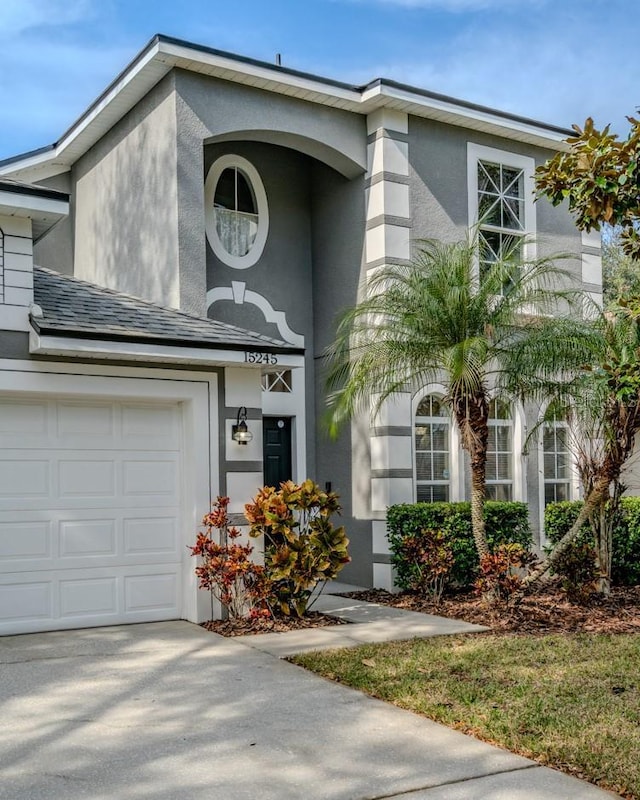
[0,34,571,182]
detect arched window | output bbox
[415,395,450,502]
[204,155,269,269]
[542,419,571,504]
[486,399,513,500]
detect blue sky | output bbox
[0,0,637,161]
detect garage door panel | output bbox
[0,399,49,445]
[0,520,52,560]
[58,459,116,498]
[0,451,180,510]
[0,580,52,623]
[0,459,49,497]
[123,459,178,497]
[60,576,117,617]
[0,564,182,634]
[125,572,179,613]
[59,519,116,558]
[0,396,186,634]
[56,402,115,441]
[121,404,181,449]
[123,517,178,555]
[0,508,181,572]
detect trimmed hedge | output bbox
[544,498,640,586]
[387,502,531,590]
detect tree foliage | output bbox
[535,115,640,260]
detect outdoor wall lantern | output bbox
[232,406,253,445]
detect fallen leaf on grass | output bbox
[361,658,377,667]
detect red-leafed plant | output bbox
[398,528,454,603]
[190,496,271,621]
[474,543,536,603]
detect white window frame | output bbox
[537,412,580,545]
[485,398,526,503]
[412,387,463,503]
[467,143,537,275]
[204,154,269,269]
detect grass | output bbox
[293,633,640,798]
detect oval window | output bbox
[205,155,269,269]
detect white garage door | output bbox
[0,396,184,635]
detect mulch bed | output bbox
[340,585,640,635]
[202,611,346,637]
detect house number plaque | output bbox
[244,352,279,365]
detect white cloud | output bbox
[343,12,636,135]
[0,0,95,37]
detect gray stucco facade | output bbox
[1,34,605,592]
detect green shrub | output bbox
[387,502,531,590]
[544,498,640,586]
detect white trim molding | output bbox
[412,385,464,503]
[467,142,537,264]
[204,154,269,269]
[30,331,305,369]
[206,283,305,347]
[0,360,217,629]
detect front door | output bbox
[263,417,292,488]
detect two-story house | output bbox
[0,34,605,635]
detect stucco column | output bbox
[580,229,603,313]
[0,216,34,331]
[364,109,413,590]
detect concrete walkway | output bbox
[233,586,489,657]
[0,591,619,799]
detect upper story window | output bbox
[415,394,450,502]
[486,398,513,501]
[204,155,269,270]
[468,144,536,289]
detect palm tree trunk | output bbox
[470,454,489,560]
[594,504,612,596]
[453,392,490,561]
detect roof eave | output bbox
[361,82,571,151]
[0,34,571,180]
[29,328,305,368]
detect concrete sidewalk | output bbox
[233,585,489,657]
[0,594,619,799]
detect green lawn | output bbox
[293,633,640,799]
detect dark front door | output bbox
[263,417,292,488]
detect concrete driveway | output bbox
[0,621,616,799]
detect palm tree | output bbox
[325,237,584,562]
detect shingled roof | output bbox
[32,266,297,352]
